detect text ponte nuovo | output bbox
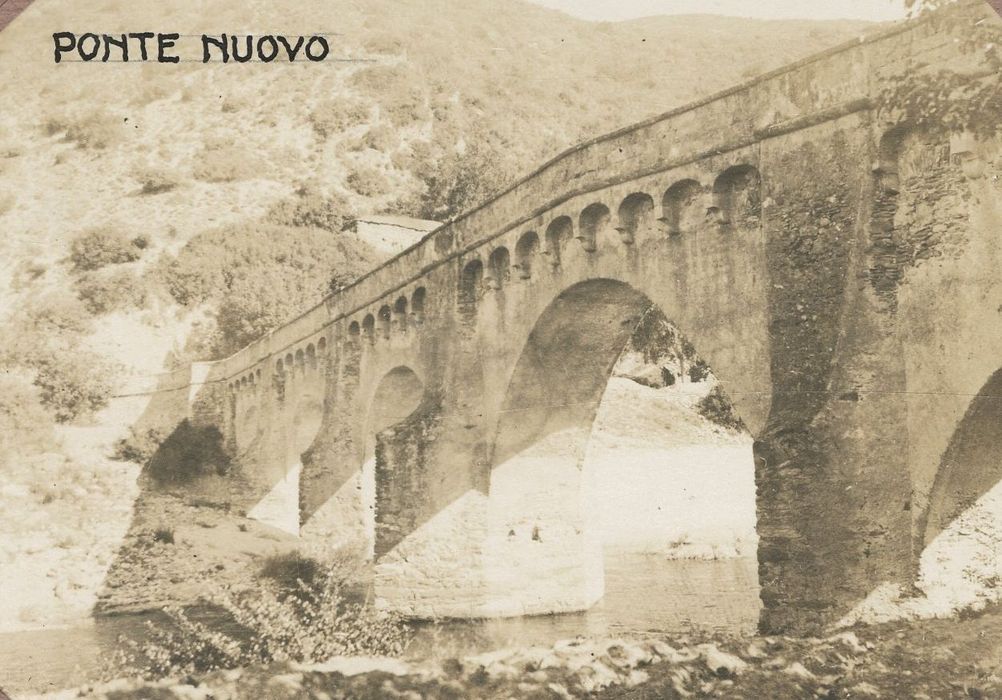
[52,33,333,63]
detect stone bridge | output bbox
[146,2,1002,634]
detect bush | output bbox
[113,426,167,464]
[29,347,118,422]
[346,163,390,197]
[265,187,355,233]
[75,268,147,314]
[108,555,410,680]
[152,527,175,545]
[401,141,514,221]
[151,222,377,357]
[69,227,143,271]
[134,165,182,195]
[147,419,231,483]
[308,97,371,139]
[62,110,123,149]
[696,385,746,432]
[22,290,93,335]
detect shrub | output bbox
[108,555,410,680]
[60,110,123,150]
[75,268,147,314]
[151,222,377,357]
[308,97,371,139]
[346,163,390,197]
[347,124,398,153]
[113,426,167,464]
[265,187,355,233]
[152,527,175,545]
[259,551,322,590]
[134,165,182,195]
[402,141,514,221]
[22,290,92,335]
[69,227,143,271]
[688,359,711,383]
[29,347,118,422]
[696,385,746,432]
[147,419,231,483]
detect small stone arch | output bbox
[306,343,317,369]
[487,247,511,290]
[295,349,305,372]
[275,359,284,375]
[378,305,392,339]
[544,216,573,267]
[616,192,655,244]
[712,165,761,229]
[411,287,427,324]
[318,336,328,354]
[256,368,262,383]
[578,203,610,252]
[394,296,409,332]
[459,259,484,322]
[348,320,361,341]
[362,314,375,341]
[514,231,539,280]
[661,179,703,236]
[285,353,294,370]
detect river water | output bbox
[0,553,759,696]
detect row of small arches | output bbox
[230,336,331,393]
[347,287,427,343]
[456,164,762,317]
[275,337,328,377]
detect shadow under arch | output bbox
[486,277,759,617]
[365,366,432,558]
[921,367,1002,548]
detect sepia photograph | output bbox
[1,0,1001,696]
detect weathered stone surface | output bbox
[137,3,1002,634]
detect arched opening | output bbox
[487,247,511,290]
[544,216,573,267]
[662,179,703,236]
[393,296,409,332]
[348,320,361,341]
[890,368,1002,616]
[317,336,328,354]
[275,359,284,375]
[712,165,761,229]
[577,203,610,252]
[284,353,294,371]
[366,366,426,558]
[378,305,392,339]
[458,259,484,322]
[411,287,427,324]
[514,231,539,280]
[362,314,375,342]
[295,349,305,373]
[306,344,317,369]
[616,192,655,244]
[488,279,759,627]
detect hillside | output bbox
[0,0,883,633]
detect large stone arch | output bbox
[485,278,760,616]
[921,367,1002,547]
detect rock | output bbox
[698,643,748,678]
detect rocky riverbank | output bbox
[32,606,1002,699]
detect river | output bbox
[0,552,759,696]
